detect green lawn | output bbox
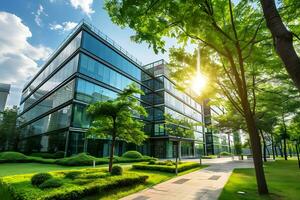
[219,160,300,200]
[0,162,132,177]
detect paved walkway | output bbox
[122,158,254,200]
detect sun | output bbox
[191,72,207,95]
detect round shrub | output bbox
[122,151,143,159]
[219,151,232,156]
[111,165,123,175]
[165,160,174,166]
[0,151,28,162]
[39,178,63,189]
[31,173,53,186]
[55,153,96,166]
[148,160,156,165]
[65,171,82,180]
[53,151,65,158]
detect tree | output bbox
[288,113,300,168]
[105,0,271,193]
[260,0,300,91]
[87,84,148,172]
[0,106,19,151]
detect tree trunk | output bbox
[274,144,278,157]
[271,135,275,160]
[109,118,117,173]
[243,106,269,194]
[260,0,300,91]
[259,130,267,162]
[283,137,288,160]
[295,143,300,169]
[279,142,283,157]
[109,134,116,173]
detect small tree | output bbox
[0,106,19,151]
[87,84,148,172]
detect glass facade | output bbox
[18,80,75,126]
[20,54,79,113]
[20,105,72,139]
[18,22,210,158]
[82,31,141,80]
[21,32,82,102]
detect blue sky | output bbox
[0,0,175,107]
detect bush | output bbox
[65,171,83,180]
[0,151,28,162]
[55,153,106,166]
[31,173,53,186]
[30,152,55,159]
[133,162,200,173]
[219,151,232,156]
[38,178,63,189]
[53,151,65,158]
[111,165,123,175]
[122,151,143,159]
[1,170,149,200]
[148,159,156,165]
[201,155,217,159]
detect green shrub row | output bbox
[0,152,56,164]
[0,151,156,166]
[30,151,64,159]
[219,151,232,156]
[55,153,156,166]
[132,162,200,173]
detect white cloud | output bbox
[50,21,78,32]
[0,12,52,107]
[34,4,47,26]
[70,0,94,16]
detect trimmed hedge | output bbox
[122,151,143,159]
[201,155,217,159]
[30,151,65,159]
[0,170,148,200]
[0,151,157,166]
[0,152,28,163]
[111,165,123,175]
[39,179,62,189]
[0,152,56,164]
[31,173,53,186]
[132,162,200,173]
[219,151,232,156]
[55,153,108,166]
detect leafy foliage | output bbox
[1,169,148,200]
[31,173,53,186]
[38,178,63,189]
[87,84,148,172]
[122,151,143,159]
[132,162,200,173]
[111,165,123,175]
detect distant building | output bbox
[0,83,10,113]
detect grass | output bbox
[0,162,131,177]
[219,160,300,200]
[83,165,208,200]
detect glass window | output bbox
[20,54,79,113]
[18,80,75,126]
[79,54,140,92]
[82,31,141,81]
[72,103,90,129]
[21,32,82,102]
[20,105,72,139]
[75,79,117,104]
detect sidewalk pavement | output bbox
[121,158,254,200]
